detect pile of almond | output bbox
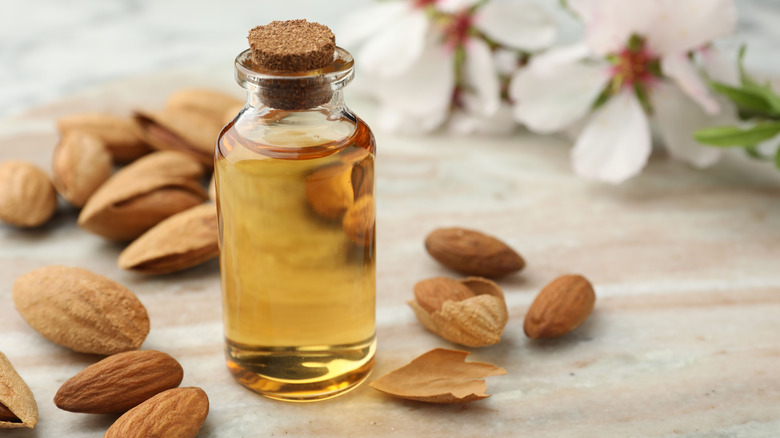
[0,88,240,433]
[0,88,242,274]
[372,226,597,404]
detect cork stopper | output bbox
[248,20,336,72]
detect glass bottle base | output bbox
[225,336,376,402]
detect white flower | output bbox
[339,0,556,134]
[509,0,737,183]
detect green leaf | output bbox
[775,146,780,169]
[737,45,759,88]
[710,82,777,116]
[694,123,780,147]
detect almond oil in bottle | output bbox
[216,21,376,402]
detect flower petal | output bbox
[646,0,737,55]
[696,46,740,86]
[377,105,449,134]
[661,53,719,115]
[652,82,734,168]
[357,8,430,77]
[461,38,500,118]
[572,91,651,183]
[509,50,611,133]
[337,2,410,49]
[447,103,516,136]
[437,0,481,14]
[568,0,657,55]
[473,0,556,51]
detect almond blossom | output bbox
[509,0,737,183]
[339,0,556,134]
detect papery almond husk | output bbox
[118,203,218,275]
[409,277,509,347]
[54,350,183,414]
[57,113,152,164]
[12,266,150,355]
[0,352,38,429]
[78,151,208,241]
[0,160,57,228]
[104,387,209,438]
[166,88,243,122]
[370,348,506,404]
[52,131,112,207]
[133,109,224,168]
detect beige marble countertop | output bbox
[1,72,780,437]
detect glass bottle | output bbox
[215,44,376,402]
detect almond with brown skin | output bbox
[409,277,508,347]
[78,151,208,241]
[342,195,375,247]
[105,387,209,438]
[52,131,112,207]
[166,88,243,122]
[0,352,38,429]
[524,274,596,339]
[0,161,57,228]
[425,227,525,278]
[118,204,218,274]
[57,113,152,163]
[305,162,354,220]
[54,350,183,413]
[12,266,150,355]
[133,109,223,167]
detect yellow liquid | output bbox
[216,109,376,401]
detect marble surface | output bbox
[1,1,780,437]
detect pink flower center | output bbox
[609,37,660,89]
[444,11,473,49]
[414,0,437,8]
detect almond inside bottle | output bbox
[215,20,376,401]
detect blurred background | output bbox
[1,0,779,119]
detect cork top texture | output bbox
[248,20,336,72]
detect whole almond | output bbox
[524,274,596,339]
[409,277,508,347]
[0,352,38,429]
[118,204,218,274]
[0,161,57,228]
[54,350,183,413]
[52,131,112,207]
[342,195,375,247]
[165,88,243,122]
[57,113,152,163]
[12,266,150,355]
[133,109,223,167]
[78,151,208,241]
[305,162,354,220]
[105,387,209,438]
[425,227,525,278]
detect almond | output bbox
[105,387,209,438]
[409,277,508,347]
[118,204,218,274]
[57,113,152,163]
[133,109,223,167]
[0,161,57,228]
[0,352,38,429]
[78,151,208,241]
[54,350,183,413]
[52,131,112,207]
[342,195,375,247]
[425,227,525,277]
[305,162,354,220]
[12,266,150,355]
[524,274,596,339]
[165,88,243,122]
